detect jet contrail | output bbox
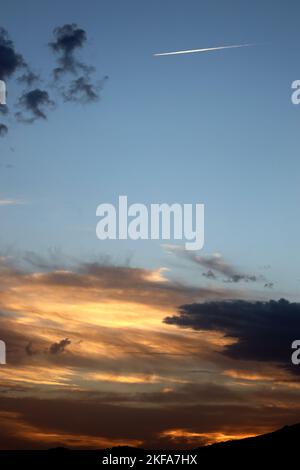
[154,43,254,57]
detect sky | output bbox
[0,0,300,450]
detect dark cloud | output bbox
[202,270,217,280]
[0,310,55,365]
[25,342,38,357]
[22,250,66,271]
[49,24,88,78]
[192,253,258,283]
[63,75,108,103]
[264,282,274,289]
[224,274,258,283]
[0,394,299,450]
[0,29,40,136]
[0,25,106,137]
[164,299,300,372]
[0,104,9,115]
[0,28,25,80]
[17,70,40,87]
[167,247,262,284]
[49,338,71,355]
[0,123,8,136]
[0,255,240,311]
[49,24,107,103]
[15,89,55,123]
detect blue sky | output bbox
[0,0,299,298]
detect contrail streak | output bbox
[154,43,254,57]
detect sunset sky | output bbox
[0,0,300,449]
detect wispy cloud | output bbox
[154,43,255,57]
[164,245,263,284]
[0,199,26,206]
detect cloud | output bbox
[166,246,261,284]
[17,70,40,87]
[0,252,238,308]
[49,338,71,355]
[25,342,38,357]
[0,252,300,449]
[0,29,43,136]
[0,123,8,137]
[49,24,88,78]
[0,25,107,138]
[15,89,55,123]
[22,250,67,271]
[0,253,241,373]
[0,393,298,450]
[49,24,108,103]
[63,75,108,104]
[0,28,25,80]
[264,282,274,289]
[164,299,300,372]
[0,105,9,115]
[202,270,217,280]
[26,260,237,307]
[0,198,24,205]
[224,274,258,283]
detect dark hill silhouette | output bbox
[0,423,299,466]
[201,423,300,463]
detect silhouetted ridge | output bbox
[0,423,300,466]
